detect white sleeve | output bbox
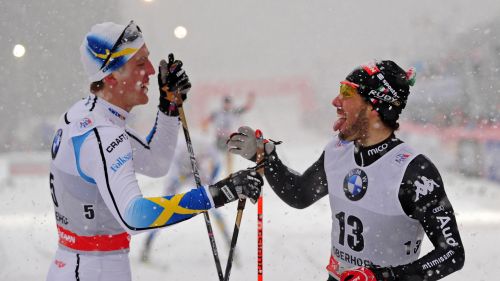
[80,126,213,235]
[125,111,180,177]
[79,126,145,235]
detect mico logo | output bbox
[367,143,388,156]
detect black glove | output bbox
[158,53,191,116]
[208,169,263,208]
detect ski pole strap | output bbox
[237,199,246,211]
[267,139,283,145]
[249,160,267,172]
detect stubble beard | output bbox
[338,105,370,142]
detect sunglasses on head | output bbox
[99,20,142,71]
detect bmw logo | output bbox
[343,168,368,201]
[51,129,63,159]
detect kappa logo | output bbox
[414,176,439,202]
[343,168,368,201]
[79,117,93,130]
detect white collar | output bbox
[87,94,129,128]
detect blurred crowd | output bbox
[405,19,500,129]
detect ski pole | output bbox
[257,195,263,281]
[224,194,247,281]
[176,102,224,281]
[224,129,265,281]
[255,129,264,281]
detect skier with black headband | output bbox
[227,60,465,281]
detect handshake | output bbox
[155,55,273,208]
[155,55,270,208]
[208,126,276,208]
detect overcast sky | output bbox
[2,1,499,148]
[121,0,500,83]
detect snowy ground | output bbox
[1,136,499,281]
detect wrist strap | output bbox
[158,102,179,116]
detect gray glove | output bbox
[208,169,263,207]
[227,126,274,162]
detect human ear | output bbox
[369,105,379,118]
[103,74,117,86]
